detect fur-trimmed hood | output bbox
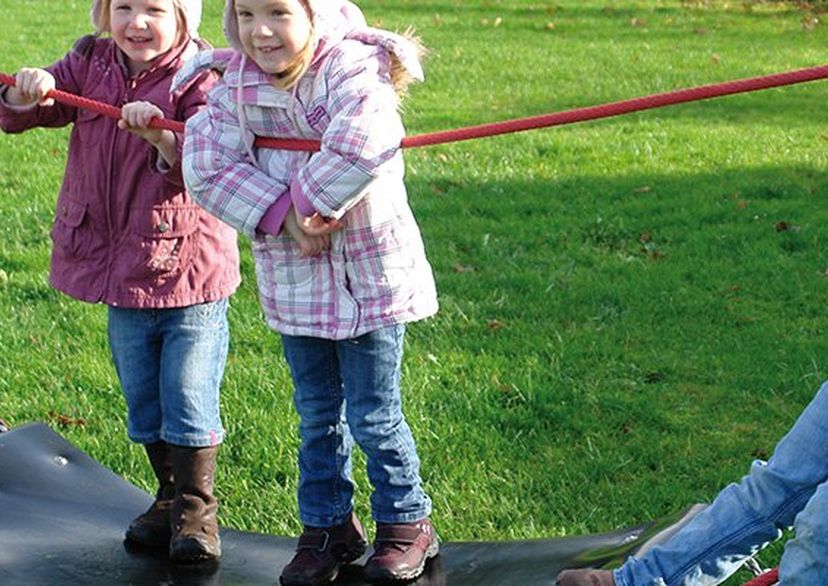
[220,0,422,80]
[174,1,423,92]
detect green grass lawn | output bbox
[1,1,827,582]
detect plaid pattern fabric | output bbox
[183,42,437,339]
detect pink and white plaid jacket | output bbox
[177,3,437,340]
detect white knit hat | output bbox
[91,0,202,39]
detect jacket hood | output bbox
[91,0,202,38]
[218,0,423,83]
[223,0,365,64]
[174,1,424,168]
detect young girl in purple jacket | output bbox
[0,0,239,563]
[177,0,439,583]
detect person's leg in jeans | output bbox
[158,299,229,561]
[279,335,368,586]
[614,381,828,586]
[157,299,229,448]
[109,306,163,445]
[110,305,170,548]
[336,325,431,523]
[108,300,229,446]
[336,325,437,582]
[282,335,356,527]
[777,478,828,585]
[109,299,229,561]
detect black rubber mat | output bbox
[0,423,699,585]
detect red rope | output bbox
[2,65,828,151]
[0,72,183,133]
[742,568,779,586]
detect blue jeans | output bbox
[108,299,229,447]
[615,381,828,586]
[281,325,432,527]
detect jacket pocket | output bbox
[252,235,316,288]
[123,204,200,280]
[251,236,322,329]
[50,199,91,260]
[345,222,411,299]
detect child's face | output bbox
[235,0,312,75]
[109,0,181,74]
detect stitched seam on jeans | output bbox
[772,486,814,525]
[666,485,813,583]
[329,347,343,515]
[667,524,760,584]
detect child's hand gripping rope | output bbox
[6,68,56,107]
[119,101,167,142]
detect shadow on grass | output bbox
[407,162,828,362]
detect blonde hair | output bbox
[95,0,187,43]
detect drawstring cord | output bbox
[236,52,260,168]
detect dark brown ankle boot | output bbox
[364,518,439,583]
[279,513,368,586]
[169,445,221,563]
[125,441,174,548]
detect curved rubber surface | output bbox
[0,423,697,585]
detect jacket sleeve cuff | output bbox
[0,85,38,112]
[290,182,317,218]
[156,137,185,187]
[256,190,291,236]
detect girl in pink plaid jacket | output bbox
[177,0,440,583]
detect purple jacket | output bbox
[0,35,240,308]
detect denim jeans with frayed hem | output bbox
[282,325,432,528]
[108,299,229,448]
[614,380,828,586]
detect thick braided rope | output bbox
[397,65,828,148]
[741,568,779,586]
[2,65,828,151]
[0,72,182,133]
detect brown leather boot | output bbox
[125,441,174,548]
[279,512,368,586]
[556,569,616,586]
[169,445,221,563]
[364,518,439,583]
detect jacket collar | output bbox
[113,35,196,82]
